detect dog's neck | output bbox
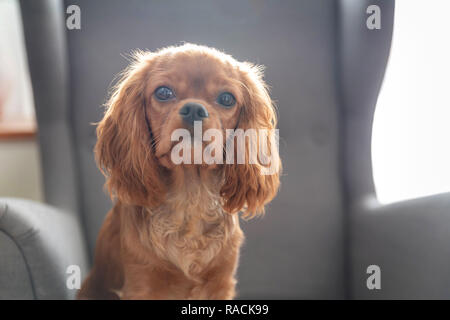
[167,166,222,206]
[140,166,235,278]
[160,166,227,228]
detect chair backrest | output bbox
[20,0,394,299]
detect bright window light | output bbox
[372,0,450,205]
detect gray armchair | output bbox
[0,198,88,299]
[3,0,447,300]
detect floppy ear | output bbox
[95,54,166,207]
[220,64,281,218]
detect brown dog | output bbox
[77,44,281,299]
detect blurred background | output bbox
[0,0,450,299]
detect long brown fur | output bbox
[77,44,281,300]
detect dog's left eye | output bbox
[217,92,236,108]
[154,86,175,101]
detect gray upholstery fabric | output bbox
[0,198,88,299]
[0,232,34,299]
[19,0,81,218]
[336,0,395,298]
[337,0,395,201]
[352,193,450,299]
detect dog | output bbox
[77,44,281,299]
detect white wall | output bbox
[0,139,43,202]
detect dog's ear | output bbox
[95,53,166,207]
[220,64,281,218]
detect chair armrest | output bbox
[0,198,89,299]
[352,193,450,298]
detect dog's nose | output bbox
[179,102,209,126]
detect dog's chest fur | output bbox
[145,171,237,278]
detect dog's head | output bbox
[96,44,280,217]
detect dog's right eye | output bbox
[154,86,175,101]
